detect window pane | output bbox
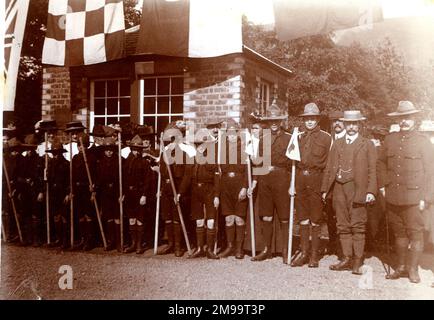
[94,98,105,115]
[119,117,130,124]
[106,117,118,125]
[171,77,183,95]
[157,96,169,114]
[94,81,105,97]
[120,98,130,115]
[157,117,169,134]
[94,117,105,126]
[157,77,170,95]
[107,98,118,115]
[143,116,156,129]
[120,80,130,97]
[107,80,118,97]
[171,96,183,114]
[171,115,183,123]
[143,97,155,115]
[144,78,156,96]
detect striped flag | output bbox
[286,127,301,161]
[273,0,383,41]
[3,0,30,112]
[42,0,125,66]
[136,0,243,58]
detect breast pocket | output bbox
[312,141,327,157]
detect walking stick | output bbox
[2,159,23,243]
[288,159,296,266]
[79,136,107,249]
[384,203,392,278]
[160,136,192,255]
[1,220,6,242]
[214,129,222,254]
[44,132,51,245]
[153,133,163,255]
[247,155,256,258]
[68,134,74,247]
[117,131,124,251]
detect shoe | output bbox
[291,252,309,267]
[251,247,272,262]
[206,248,220,260]
[308,253,319,268]
[218,243,234,258]
[174,246,185,257]
[188,247,206,258]
[329,256,352,271]
[387,265,408,280]
[352,258,364,275]
[234,241,244,259]
[408,268,421,284]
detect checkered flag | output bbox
[42,0,125,66]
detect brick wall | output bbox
[183,55,245,127]
[42,67,88,128]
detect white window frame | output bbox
[139,75,184,134]
[259,79,272,115]
[90,78,131,130]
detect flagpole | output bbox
[69,133,74,248]
[153,133,163,255]
[44,132,51,245]
[247,154,256,258]
[117,131,124,252]
[214,129,222,254]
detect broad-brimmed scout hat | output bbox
[21,134,39,149]
[136,125,155,139]
[128,135,146,148]
[4,137,22,151]
[387,101,421,117]
[100,137,118,150]
[46,139,67,153]
[64,121,86,133]
[260,101,287,121]
[340,110,366,122]
[224,118,241,130]
[36,120,58,132]
[299,102,321,117]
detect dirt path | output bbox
[1,244,433,300]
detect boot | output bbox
[281,222,289,264]
[352,257,364,275]
[173,223,185,257]
[136,225,145,254]
[115,223,122,252]
[308,225,321,268]
[158,222,174,255]
[188,227,206,258]
[251,220,273,261]
[31,217,41,247]
[83,221,94,251]
[388,238,409,280]
[219,225,235,258]
[330,256,352,271]
[291,224,310,267]
[235,224,245,259]
[206,229,219,260]
[124,225,137,253]
[408,240,423,284]
[105,221,116,251]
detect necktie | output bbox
[347,138,351,144]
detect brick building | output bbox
[41,26,293,133]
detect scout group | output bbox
[2,100,433,285]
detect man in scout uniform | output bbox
[63,121,86,161]
[95,137,122,251]
[291,103,331,268]
[179,128,221,260]
[123,135,152,254]
[218,119,248,259]
[321,110,377,274]
[46,138,70,249]
[35,120,58,157]
[251,102,292,264]
[17,134,44,246]
[378,101,433,283]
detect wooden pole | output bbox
[153,133,163,255]
[287,160,296,266]
[214,129,222,254]
[160,137,192,255]
[1,220,6,242]
[69,133,74,247]
[2,159,23,243]
[44,132,50,245]
[78,136,107,249]
[117,132,124,252]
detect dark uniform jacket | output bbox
[95,155,121,218]
[18,151,44,207]
[297,126,331,193]
[2,152,22,210]
[47,155,69,213]
[378,130,433,206]
[220,139,248,189]
[179,163,220,197]
[321,135,377,203]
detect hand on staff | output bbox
[37,193,44,202]
[247,181,257,198]
[238,188,247,201]
[379,187,385,198]
[90,192,96,202]
[140,196,146,206]
[8,189,16,198]
[118,195,125,203]
[213,197,220,208]
[89,184,95,193]
[366,193,376,204]
[151,165,159,173]
[64,193,72,203]
[419,200,426,211]
[174,194,181,205]
[321,192,327,203]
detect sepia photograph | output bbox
[1,0,434,304]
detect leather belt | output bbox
[226,172,237,178]
[165,179,171,184]
[300,169,320,176]
[268,166,287,172]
